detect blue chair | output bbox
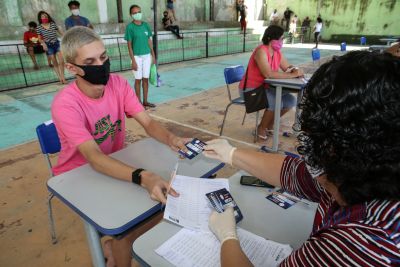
[219,65,260,142]
[36,120,61,244]
[312,48,321,65]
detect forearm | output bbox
[127,43,135,61]
[144,119,175,147]
[221,240,253,267]
[232,149,285,187]
[266,70,298,79]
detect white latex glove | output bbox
[209,207,238,244]
[203,139,237,165]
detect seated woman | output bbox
[162,11,183,39]
[204,51,400,266]
[239,25,303,140]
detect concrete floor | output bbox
[0,45,351,267]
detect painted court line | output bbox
[149,113,261,149]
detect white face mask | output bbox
[71,9,80,16]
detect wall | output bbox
[265,0,400,40]
[0,0,237,40]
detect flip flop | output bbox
[143,102,156,108]
[252,130,268,140]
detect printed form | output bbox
[155,228,293,267]
[163,175,229,232]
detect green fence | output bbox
[0,29,261,91]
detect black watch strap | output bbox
[132,168,145,185]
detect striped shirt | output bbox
[36,22,59,44]
[279,156,400,267]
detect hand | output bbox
[203,139,236,165]
[140,171,179,204]
[42,43,48,52]
[168,136,192,152]
[291,68,304,78]
[209,207,238,244]
[131,60,138,71]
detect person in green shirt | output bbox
[125,4,156,108]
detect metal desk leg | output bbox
[83,220,106,267]
[272,86,282,152]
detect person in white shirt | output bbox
[269,9,279,25]
[313,17,323,48]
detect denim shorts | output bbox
[45,41,60,56]
[167,2,174,9]
[240,87,297,111]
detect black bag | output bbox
[243,67,268,113]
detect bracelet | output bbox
[132,168,145,185]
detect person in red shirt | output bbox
[23,21,52,70]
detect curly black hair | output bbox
[298,51,400,205]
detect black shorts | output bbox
[27,45,45,54]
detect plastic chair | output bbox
[312,48,321,65]
[36,120,61,244]
[219,65,260,142]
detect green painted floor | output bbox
[0,47,341,150]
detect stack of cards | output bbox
[206,188,243,223]
[178,138,207,160]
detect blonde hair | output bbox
[61,26,103,63]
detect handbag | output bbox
[242,66,268,113]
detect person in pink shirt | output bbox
[239,25,303,140]
[52,26,189,267]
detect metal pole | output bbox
[16,45,28,87]
[243,31,246,52]
[206,32,209,58]
[153,0,158,64]
[182,33,185,60]
[116,37,123,71]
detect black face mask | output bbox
[74,58,110,85]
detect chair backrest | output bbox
[224,65,245,101]
[224,65,245,85]
[311,48,320,61]
[36,120,61,177]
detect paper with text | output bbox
[155,227,293,267]
[163,175,229,231]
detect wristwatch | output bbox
[131,168,145,185]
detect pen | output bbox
[160,161,179,211]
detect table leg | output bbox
[272,86,282,152]
[83,220,106,267]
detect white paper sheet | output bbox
[163,175,229,231]
[155,228,293,267]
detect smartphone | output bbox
[240,175,275,188]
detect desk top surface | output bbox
[264,77,308,89]
[132,171,318,266]
[47,138,224,235]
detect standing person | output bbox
[166,0,177,21]
[205,51,400,267]
[300,16,311,43]
[238,0,247,34]
[36,11,67,84]
[269,9,279,26]
[162,11,183,39]
[238,25,303,140]
[55,26,189,267]
[313,17,323,48]
[23,21,51,70]
[65,0,93,30]
[283,7,293,31]
[288,19,297,43]
[125,4,156,108]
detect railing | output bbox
[0,29,261,91]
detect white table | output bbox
[379,38,398,45]
[264,78,307,152]
[132,171,318,266]
[47,138,224,267]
